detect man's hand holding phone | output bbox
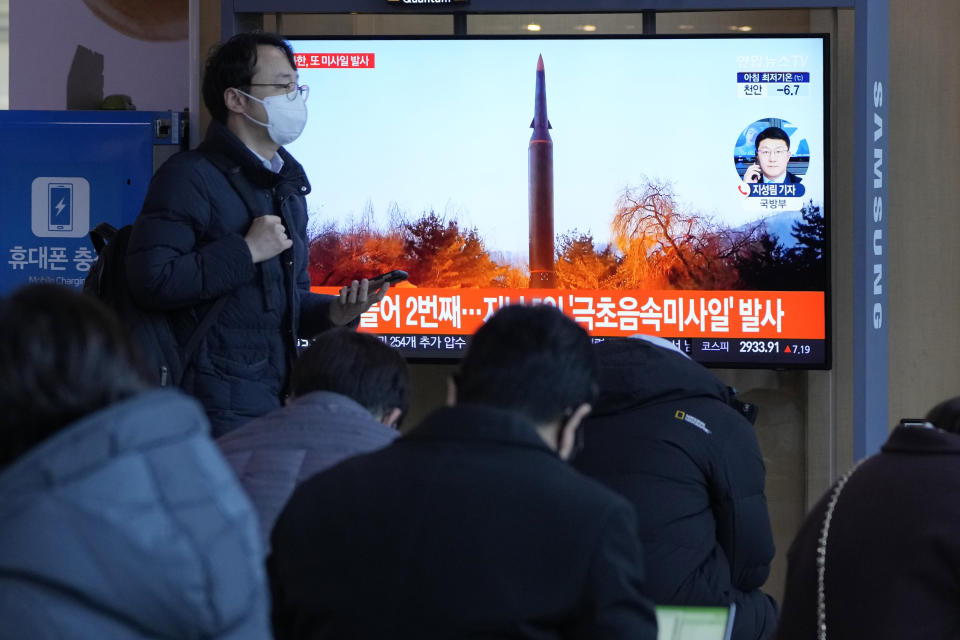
[369,270,408,286]
[743,163,763,184]
[328,270,408,327]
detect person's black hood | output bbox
[591,338,739,418]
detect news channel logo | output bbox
[31,177,90,238]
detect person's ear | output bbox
[558,402,592,460]
[446,376,457,407]
[224,87,248,115]
[382,407,403,429]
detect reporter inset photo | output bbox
[734,118,809,187]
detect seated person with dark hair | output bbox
[0,284,269,639]
[743,126,802,186]
[572,336,777,640]
[217,327,408,542]
[268,305,658,640]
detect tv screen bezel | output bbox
[285,33,832,370]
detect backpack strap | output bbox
[89,221,115,255]
[85,222,117,299]
[182,295,228,376]
[176,152,270,382]
[203,151,282,312]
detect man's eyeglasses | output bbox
[247,82,310,101]
[758,148,789,159]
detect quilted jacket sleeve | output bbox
[712,404,776,593]
[126,157,257,310]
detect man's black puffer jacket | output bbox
[126,120,334,436]
[572,338,778,640]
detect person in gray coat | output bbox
[0,284,270,640]
[218,327,409,542]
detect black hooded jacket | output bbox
[572,338,777,640]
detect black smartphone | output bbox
[747,159,762,183]
[370,269,408,284]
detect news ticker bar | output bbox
[311,287,825,340]
[367,333,826,365]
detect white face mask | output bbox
[238,88,307,146]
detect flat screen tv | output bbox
[287,35,830,367]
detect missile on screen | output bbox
[528,54,556,289]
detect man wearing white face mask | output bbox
[125,33,388,436]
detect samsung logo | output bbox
[872,81,884,330]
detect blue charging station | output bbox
[0,110,186,294]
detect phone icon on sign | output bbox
[48,183,73,231]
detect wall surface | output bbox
[887,0,960,423]
[9,0,187,111]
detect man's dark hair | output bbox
[455,305,598,424]
[0,284,150,468]
[202,32,297,124]
[926,396,960,434]
[290,328,410,422]
[755,126,791,152]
